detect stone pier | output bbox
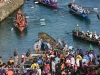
[0,0,24,22]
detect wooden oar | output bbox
[93,8,100,20]
[97,14,100,20]
[66,32,73,34]
[66,28,83,34]
[80,28,83,30]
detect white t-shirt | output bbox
[71,57,75,66]
[46,43,51,49]
[50,55,55,58]
[66,59,71,63]
[52,61,56,69]
[68,45,73,50]
[76,58,80,67]
[21,54,25,58]
[34,43,38,50]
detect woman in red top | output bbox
[88,69,93,75]
[43,63,50,74]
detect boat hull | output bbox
[14,23,27,33]
[35,0,57,9]
[38,32,64,50]
[18,26,25,33]
[38,32,56,45]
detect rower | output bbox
[93,31,98,40]
[81,31,85,36]
[74,24,79,36]
[16,9,22,19]
[86,9,90,14]
[89,32,92,39]
[86,31,90,38]
[74,4,78,11]
[80,8,83,14]
[71,4,74,9]
[82,9,87,14]
[98,35,100,46]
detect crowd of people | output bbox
[0,37,100,75]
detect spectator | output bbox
[51,60,56,75]
[26,49,31,57]
[6,68,14,75]
[0,56,3,64]
[31,60,39,69]
[55,55,60,64]
[13,49,18,66]
[8,57,14,65]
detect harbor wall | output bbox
[0,0,24,22]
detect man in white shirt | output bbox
[46,42,51,49]
[65,42,68,50]
[52,60,56,74]
[89,52,93,62]
[56,38,63,47]
[89,32,92,39]
[70,55,75,66]
[76,58,80,67]
[68,44,73,50]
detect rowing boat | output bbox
[38,32,65,50]
[34,0,57,9]
[68,3,90,19]
[14,10,27,33]
[38,32,56,45]
[72,30,99,44]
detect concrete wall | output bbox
[0,0,24,22]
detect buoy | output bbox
[35,2,39,4]
[40,22,46,26]
[26,16,29,18]
[31,6,34,8]
[94,8,98,13]
[40,19,45,21]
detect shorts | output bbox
[52,68,56,72]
